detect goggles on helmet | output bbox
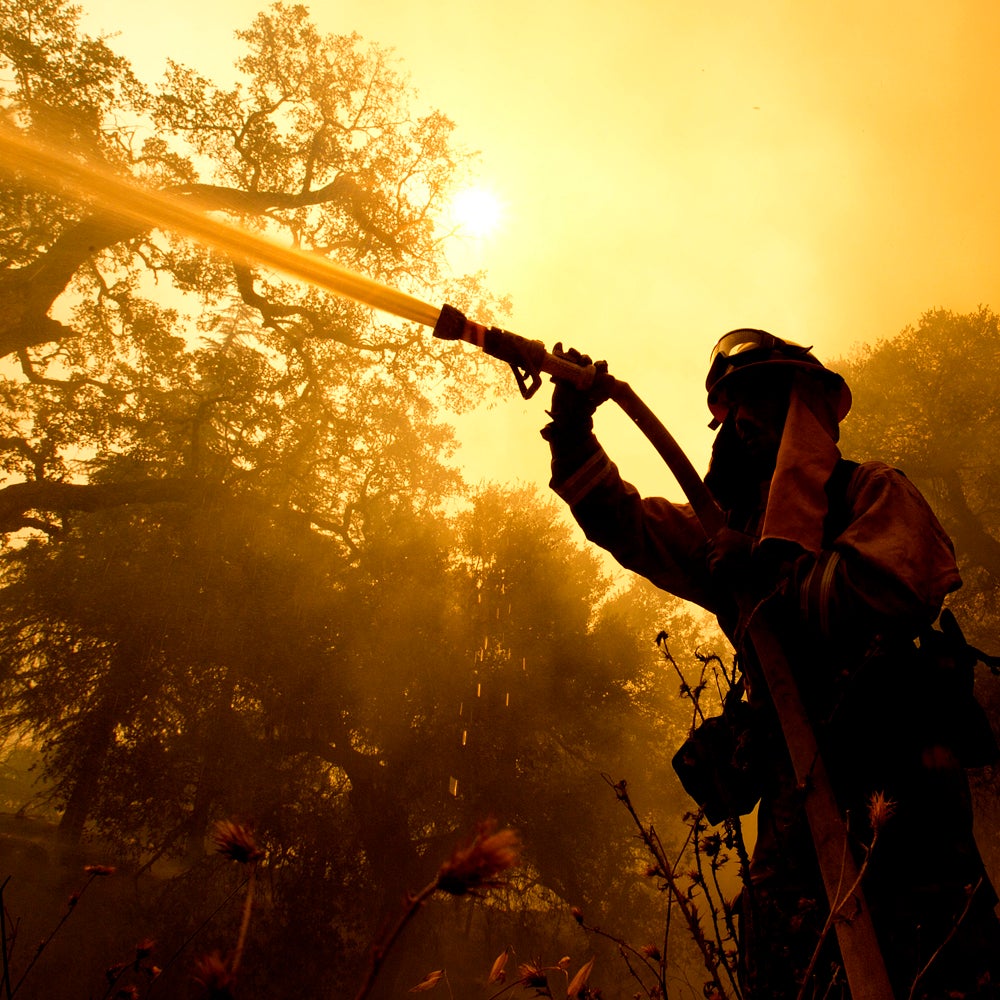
[706,328,816,394]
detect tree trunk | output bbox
[57,709,116,843]
[940,469,1000,583]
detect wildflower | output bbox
[488,947,512,983]
[135,938,155,960]
[867,791,897,833]
[408,969,445,992]
[84,864,116,877]
[212,819,264,865]
[114,987,139,999]
[435,818,520,896]
[192,950,236,999]
[571,906,584,924]
[567,957,595,998]
[640,944,661,961]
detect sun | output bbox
[450,186,504,238]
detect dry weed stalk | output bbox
[793,792,895,1000]
[99,937,160,1000]
[568,902,668,1000]
[0,875,15,1000]
[557,637,756,997]
[190,819,264,999]
[1,862,116,998]
[906,876,984,1000]
[353,818,520,1000]
[601,774,741,999]
[605,635,749,998]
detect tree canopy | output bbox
[0,0,507,538]
[0,4,710,997]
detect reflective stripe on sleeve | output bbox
[554,449,615,507]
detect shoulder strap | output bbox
[823,458,860,545]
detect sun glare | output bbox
[451,186,504,238]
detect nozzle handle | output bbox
[433,303,596,397]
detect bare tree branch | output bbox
[0,478,207,533]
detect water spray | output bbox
[0,126,438,327]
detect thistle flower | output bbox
[701,833,722,858]
[867,791,897,833]
[640,944,661,961]
[517,960,548,989]
[212,819,264,865]
[435,818,520,896]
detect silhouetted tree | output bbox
[837,306,1000,642]
[0,0,502,537]
[449,486,711,927]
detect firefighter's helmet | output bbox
[706,328,851,426]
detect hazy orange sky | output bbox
[79,0,1000,499]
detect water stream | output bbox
[0,127,442,328]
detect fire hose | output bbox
[0,127,894,999]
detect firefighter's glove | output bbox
[547,343,610,429]
[706,527,756,586]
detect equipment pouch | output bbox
[671,697,763,825]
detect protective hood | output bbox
[705,371,843,557]
[760,372,843,556]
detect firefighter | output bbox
[542,330,1000,998]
